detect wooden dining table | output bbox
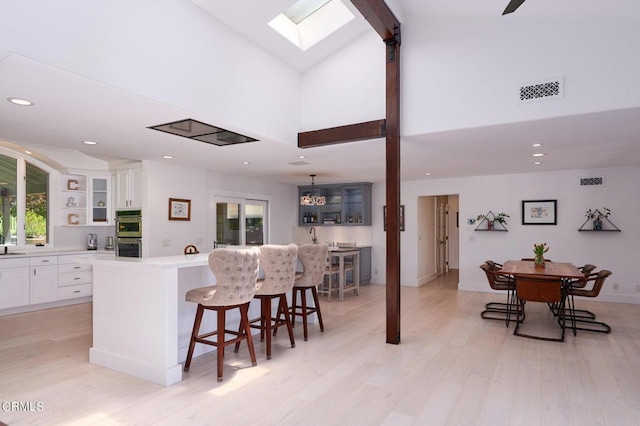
[500,260,584,280]
[500,260,584,341]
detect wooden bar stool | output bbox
[183,246,260,382]
[290,244,328,341]
[236,244,298,359]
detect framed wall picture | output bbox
[521,199,557,225]
[169,198,191,221]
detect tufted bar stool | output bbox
[236,244,298,359]
[183,246,260,382]
[290,244,329,341]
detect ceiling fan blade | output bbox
[502,0,526,15]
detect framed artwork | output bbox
[521,199,557,225]
[383,205,405,232]
[169,198,191,221]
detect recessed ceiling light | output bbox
[242,161,250,165]
[532,153,544,157]
[534,161,542,165]
[532,143,542,147]
[163,155,173,159]
[7,97,33,106]
[24,150,32,155]
[425,172,431,176]
[298,155,306,159]
[83,141,97,145]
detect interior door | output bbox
[436,202,449,275]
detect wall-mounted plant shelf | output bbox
[579,209,621,232]
[474,210,508,232]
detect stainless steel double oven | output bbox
[115,210,142,257]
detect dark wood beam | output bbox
[350,0,400,42]
[384,32,401,345]
[298,120,386,148]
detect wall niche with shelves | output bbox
[298,183,372,226]
[60,172,112,226]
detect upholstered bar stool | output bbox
[183,246,260,382]
[237,244,298,360]
[290,244,329,341]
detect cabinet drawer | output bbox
[58,263,92,274]
[30,256,59,266]
[0,258,30,269]
[58,253,97,265]
[58,271,93,287]
[58,284,93,300]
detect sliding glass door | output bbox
[215,197,267,246]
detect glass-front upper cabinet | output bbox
[89,175,111,225]
[298,183,371,226]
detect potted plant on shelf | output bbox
[585,207,611,230]
[476,211,509,230]
[533,242,549,268]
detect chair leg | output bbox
[184,304,204,372]
[262,297,273,360]
[216,308,225,382]
[311,286,324,333]
[290,288,298,329]
[278,295,296,348]
[300,287,309,341]
[240,303,258,367]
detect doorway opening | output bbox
[416,194,459,287]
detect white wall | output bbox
[301,15,640,137]
[373,166,639,303]
[143,160,298,257]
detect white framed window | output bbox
[0,150,51,247]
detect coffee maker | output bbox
[87,233,98,250]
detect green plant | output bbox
[585,207,611,220]
[533,242,549,258]
[476,211,509,224]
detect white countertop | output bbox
[80,252,209,269]
[0,248,115,259]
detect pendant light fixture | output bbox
[300,174,326,206]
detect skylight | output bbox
[283,0,332,24]
[269,0,354,51]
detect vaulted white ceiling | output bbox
[1,0,640,186]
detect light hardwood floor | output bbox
[2,270,640,425]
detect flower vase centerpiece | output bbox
[533,243,549,268]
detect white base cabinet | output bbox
[30,256,59,305]
[0,258,30,310]
[58,255,93,300]
[0,253,94,315]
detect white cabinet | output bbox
[58,254,93,300]
[0,258,30,309]
[61,172,112,226]
[89,175,112,225]
[30,256,58,305]
[115,165,142,209]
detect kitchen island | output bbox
[81,253,261,386]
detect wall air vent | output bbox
[288,161,311,166]
[519,77,564,103]
[579,176,605,187]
